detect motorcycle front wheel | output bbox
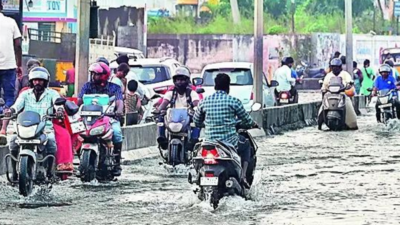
[19,156,34,197]
[79,151,96,182]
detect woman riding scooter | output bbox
[318,58,358,130]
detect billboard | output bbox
[2,0,20,11]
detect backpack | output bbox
[169,87,193,108]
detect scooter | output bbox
[188,103,261,209]
[77,94,116,182]
[3,98,65,196]
[320,77,347,131]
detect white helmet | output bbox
[379,64,391,73]
[28,67,50,87]
[172,66,191,80]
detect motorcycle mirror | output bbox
[192,77,204,86]
[54,98,67,106]
[151,94,161,100]
[269,80,279,87]
[251,103,262,112]
[195,87,205,94]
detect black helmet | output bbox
[282,57,294,65]
[96,57,110,66]
[330,58,343,67]
[384,59,394,68]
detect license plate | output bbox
[379,103,392,109]
[81,111,102,116]
[200,177,218,186]
[280,99,289,103]
[71,121,86,134]
[18,139,41,144]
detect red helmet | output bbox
[89,62,111,85]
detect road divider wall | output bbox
[262,95,367,135]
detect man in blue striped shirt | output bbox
[193,73,258,186]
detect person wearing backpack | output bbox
[155,67,200,151]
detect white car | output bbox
[200,62,276,111]
[110,57,183,123]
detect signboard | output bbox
[2,0,20,11]
[394,1,400,17]
[23,0,66,13]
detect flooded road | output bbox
[1,110,400,225]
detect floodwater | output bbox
[1,109,400,225]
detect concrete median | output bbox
[262,95,368,134]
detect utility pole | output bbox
[75,0,91,96]
[230,0,241,24]
[345,0,353,73]
[253,0,263,125]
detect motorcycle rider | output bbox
[155,67,201,151]
[193,73,258,187]
[372,64,400,122]
[5,67,64,181]
[77,62,124,176]
[273,57,297,100]
[384,59,399,81]
[318,58,358,130]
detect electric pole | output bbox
[345,0,354,73]
[75,0,91,96]
[253,0,263,124]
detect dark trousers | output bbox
[0,69,16,113]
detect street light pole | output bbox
[254,0,263,106]
[75,0,91,96]
[253,0,263,125]
[345,0,353,73]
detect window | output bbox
[38,22,55,42]
[203,68,253,86]
[129,66,170,84]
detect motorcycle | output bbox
[77,94,116,182]
[296,61,326,78]
[188,103,261,209]
[3,98,65,196]
[154,85,205,167]
[275,90,298,105]
[368,88,398,124]
[321,77,347,131]
[156,108,193,167]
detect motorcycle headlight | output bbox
[89,125,105,136]
[379,96,389,104]
[168,123,183,133]
[18,125,37,139]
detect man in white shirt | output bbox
[0,2,22,113]
[273,57,297,99]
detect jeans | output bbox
[0,69,16,113]
[237,135,251,163]
[9,132,57,157]
[111,120,123,144]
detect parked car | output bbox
[200,62,277,111]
